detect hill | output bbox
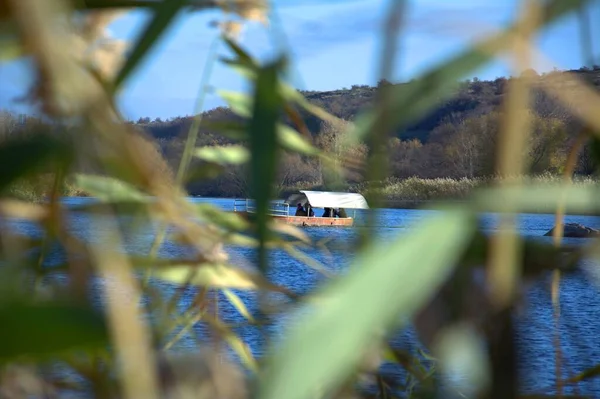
[136,66,600,144]
[122,67,599,196]
[3,66,600,199]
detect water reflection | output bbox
[2,197,600,395]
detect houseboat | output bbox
[233,190,369,227]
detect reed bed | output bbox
[1,1,600,399]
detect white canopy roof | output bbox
[286,191,369,209]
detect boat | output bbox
[233,190,369,227]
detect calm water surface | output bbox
[4,197,600,396]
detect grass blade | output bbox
[277,124,319,156]
[153,263,284,291]
[194,145,250,165]
[113,0,188,89]
[347,0,592,144]
[473,183,600,214]
[0,301,108,361]
[248,58,285,274]
[222,288,255,322]
[73,174,148,202]
[257,209,474,399]
[217,90,253,117]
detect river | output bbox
[4,197,600,397]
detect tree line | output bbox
[2,66,600,199]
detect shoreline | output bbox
[49,195,600,217]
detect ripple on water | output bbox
[8,198,600,395]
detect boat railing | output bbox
[233,199,289,217]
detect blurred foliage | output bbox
[0,0,599,399]
[6,67,600,202]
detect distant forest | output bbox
[3,66,600,198]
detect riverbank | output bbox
[6,177,86,203]
[11,175,600,211]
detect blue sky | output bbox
[0,0,598,120]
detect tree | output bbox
[0,111,19,140]
[274,153,320,194]
[577,139,597,175]
[389,138,423,178]
[429,112,500,178]
[527,114,568,174]
[316,119,366,185]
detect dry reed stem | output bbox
[87,105,228,264]
[489,23,600,399]
[7,0,104,117]
[0,200,48,221]
[505,35,600,137]
[89,213,159,399]
[551,268,562,396]
[577,5,594,68]
[402,1,600,142]
[215,0,269,25]
[487,0,540,310]
[362,0,406,241]
[341,1,584,158]
[552,131,589,247]
[549,129,588,396]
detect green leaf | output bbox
[153,264,278,290]
[194,145,250,165]
[565,364,600,383]
[222,288,255,322]
[72,174,148,203]
[277,124,319,156]
[204,314,258,372]
[248,58,286,273]
[347,0,592,144]
[203,120,318,156]
[278,83,341,127]
[184,163,225,183]
[221,36,257,69]
[217,90,253,117]
[199,120,249,141]
[472,183,600,214]
[225,332,258,373]
[219,38,340,134]
[113,0,188,89]
[257,209,474,399]
[270,222,310,244]
[0,301,108,361]
[68,201,152,218]
[223,57,341,129]
[0,134,73,193]
[194,203,250,232]
[223,232,259,247]
[221,58,258,81]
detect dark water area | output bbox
[3,197,600,396]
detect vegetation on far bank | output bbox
[5,66,600,203]
[3,1,600,398]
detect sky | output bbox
[0,0,599,120]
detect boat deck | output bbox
[232,198,358,227]
[278,215,354,227]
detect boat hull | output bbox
[236,212,354,227]
[276,215,354,227]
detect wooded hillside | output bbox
[4,66,600,198]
